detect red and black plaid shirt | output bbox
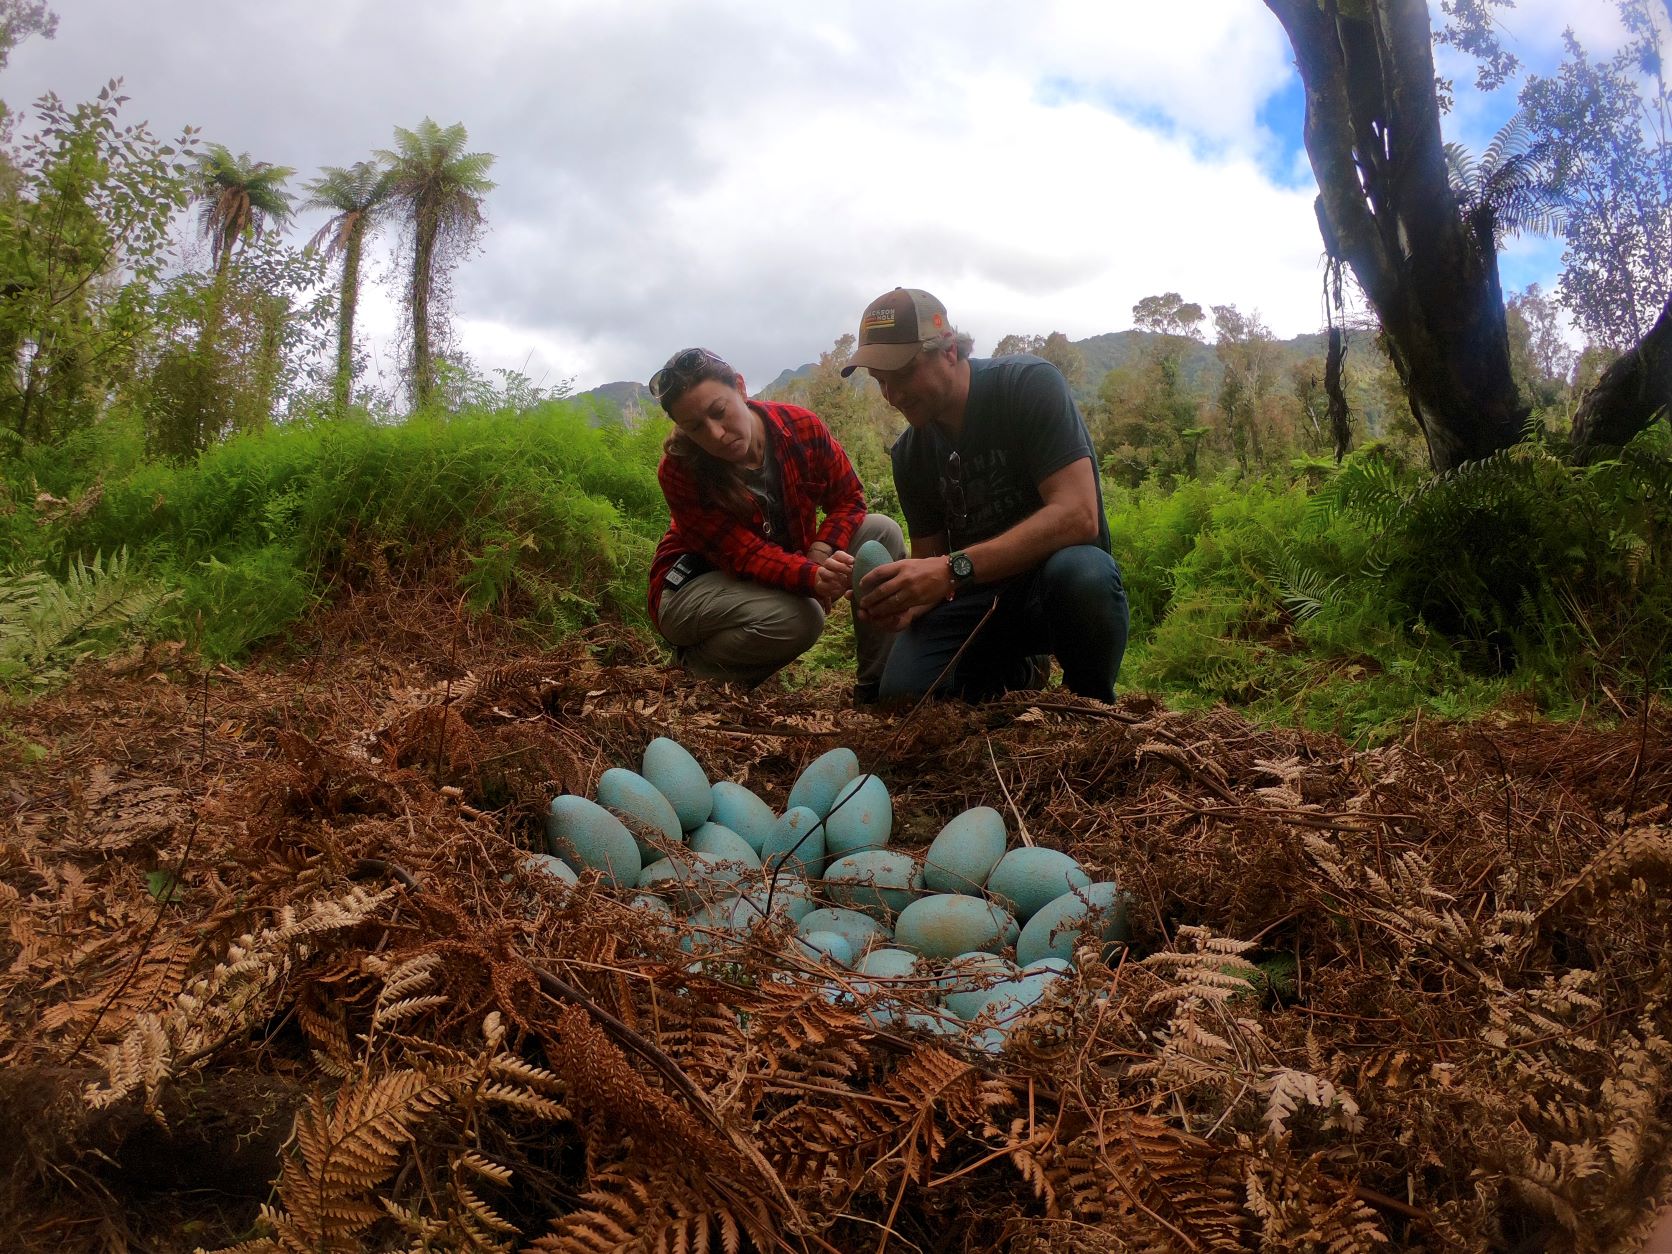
[648,400,866,623]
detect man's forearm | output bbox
[963,499,1099,583]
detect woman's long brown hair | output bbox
[656,351,758,521]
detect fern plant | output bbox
[0,549,177,691]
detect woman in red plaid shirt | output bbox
[647,347,903,698]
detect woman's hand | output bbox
[812,558,850,610]
[857,557,952,632]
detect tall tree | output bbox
[1212,305,1280,473]
[377,118,495,410]
[991,330,1087,390]
[1519,17,1672,351]
[1263,0,1527,473]
[194,145,295,278]
[303,161,389,413]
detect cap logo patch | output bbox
[862,309,897,332]
[931,314,944,328]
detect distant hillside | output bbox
[1071,329,1330,403]
[760,362,817,396]
[574,380,651,415]
[594,330,1335,413]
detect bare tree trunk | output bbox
[1571,296,1672,451]
[1265,0,1528,472]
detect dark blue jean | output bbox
[878,544,1130,703]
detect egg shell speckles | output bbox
[823,774,892,858]
[921,806,1009,895]
[894,893,1018,959]
[985,847,1092,922]
[797,906,890,958]
[689,821,763,869]
[822,849,922,920]
[797,930,856,968]
[1015,881,1131,966]
[709,781,776,853]
[545,795,642,887]
[856,947,920,979]
[637,850,743,910]
[596,767,683,858]
[761,806,826,877]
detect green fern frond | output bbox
[0,549,177,690]
[1268,554,1345,624]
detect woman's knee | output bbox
[853,513,906,560]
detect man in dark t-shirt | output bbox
[843,287,1129,703]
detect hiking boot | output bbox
[852,680,882,707]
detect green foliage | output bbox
[1113,428,1672,740]
[43,402,664,659]
[0,84,196,444]
[142,232,332,459]
[0,547,176,690]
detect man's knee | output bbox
[1042,544,1120,587]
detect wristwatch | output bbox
[946,550,975,600]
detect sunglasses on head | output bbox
[649,346,729,401]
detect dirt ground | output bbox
[3,584,1671,1252]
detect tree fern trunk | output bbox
[411,211,436,411]
[335,224,364,414]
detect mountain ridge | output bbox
[575,328,1333,414]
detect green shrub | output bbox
[44,401,668,656]
[1110,429,1672,740]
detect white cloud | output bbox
[4,0,1612,393]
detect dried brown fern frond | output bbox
[37,937,196,1039]
[261,1065,466,1252]
[536,1159,785,1254]
[1243,1147,1387,1251]
[1540,824,1672,920]
[366,949,448,1034]
[1132,926,1268,1120]
[1032,1114,1250,1250]
[455,657,578,714]
[84,884,399,1111]
[542,1001,790,1247]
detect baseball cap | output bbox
[840,288,952,377]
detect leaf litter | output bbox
[1,579,1669,1252]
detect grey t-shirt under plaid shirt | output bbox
[743,427,789,545]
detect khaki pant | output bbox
[658,513,905,686]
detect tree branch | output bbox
[1572,296,1672,451]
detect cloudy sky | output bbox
[3,0,1635,394]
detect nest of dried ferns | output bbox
[2,590,1670,1253]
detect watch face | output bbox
[951,552,975,580]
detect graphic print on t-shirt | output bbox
[945,447,1032,548]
